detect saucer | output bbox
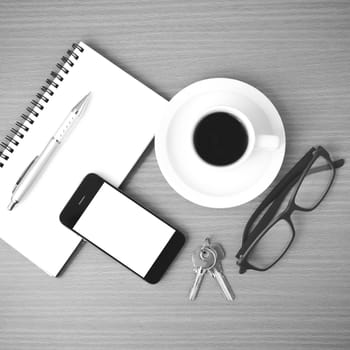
[155,78,286,208]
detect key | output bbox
[209,242,235,302]
[189,246,217,301]
[189,246,216,301]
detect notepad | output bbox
[0,42,167,276]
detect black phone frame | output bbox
[59,173,185,283]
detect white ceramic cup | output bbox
[188,104,280,171]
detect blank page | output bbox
[0,42,167,276]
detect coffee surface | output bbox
[193,112,248,166]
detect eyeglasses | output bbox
[236,146,344,274]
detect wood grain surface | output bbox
[0,0,350,349]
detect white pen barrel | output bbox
[13,138,58,203]
[8,94,90,210]
[54,111,78,143]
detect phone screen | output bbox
[73,182,175,278]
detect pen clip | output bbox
[13,156,38,192]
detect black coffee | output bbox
[193,112,248,166]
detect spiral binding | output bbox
[0,43,85,168]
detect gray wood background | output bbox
[0,0,349,349]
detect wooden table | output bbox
[1,1,349,349]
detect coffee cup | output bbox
[192,106,280,169]
[155,78,286,208]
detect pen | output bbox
[7,92,91,211]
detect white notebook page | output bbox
[0,42,167,276]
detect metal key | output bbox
[209,241,235,302]
[189,246,217,301]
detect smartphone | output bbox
[60,173,185,283]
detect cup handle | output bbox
[256,134,280,150]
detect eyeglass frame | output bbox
[236,146,344,274]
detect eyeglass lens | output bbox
[295,155,334,209]
[246,219,293,269]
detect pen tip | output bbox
[83,92,91,100]
[73,92,91,114]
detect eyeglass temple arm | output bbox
[240,157,344,249]
[271,158,344,205]
[307,158,344,176]
[249,158,344,232]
